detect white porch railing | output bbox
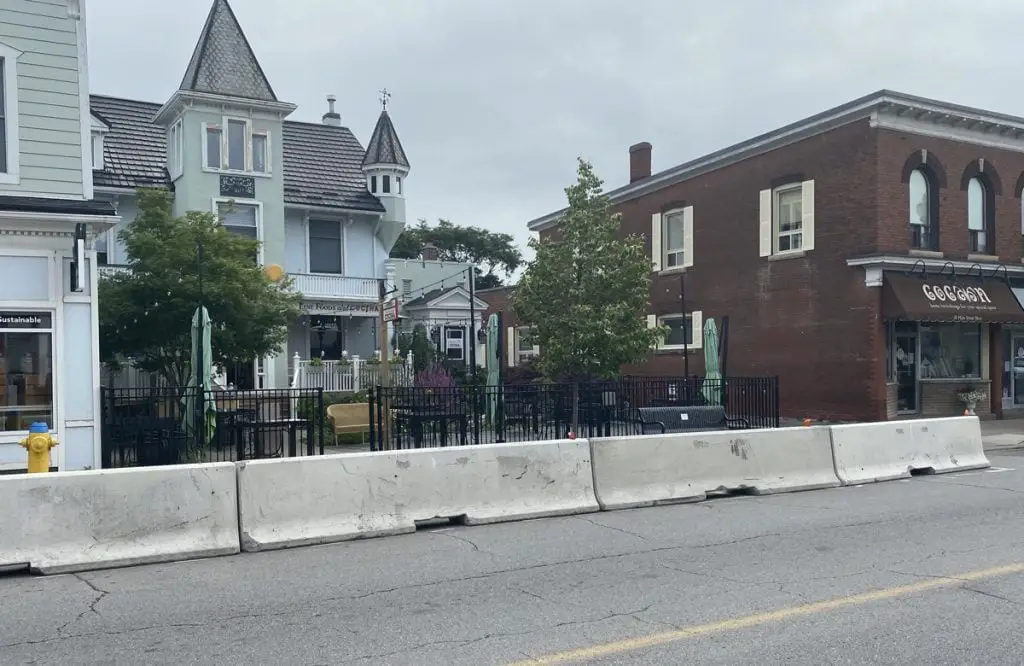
[291,353,415,392]
[290,274,378,300]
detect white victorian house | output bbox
[92,0,409,391]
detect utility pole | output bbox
[468,267,477,373]
[680,271,690,400]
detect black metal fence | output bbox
[368,376,779,451]
[100,387,326,468]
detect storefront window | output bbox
[920,323,981,379]
[0,312,53,431]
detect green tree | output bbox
[390,218,522,289]
[512,158,663,382]
[99,188,302,385]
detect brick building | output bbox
[523,90,1024,422]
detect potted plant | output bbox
[957,387,987,415]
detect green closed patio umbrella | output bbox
[182,305,217,458]
[702,317,722,405]
[486,314,500,422]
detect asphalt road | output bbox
[4,453,1024,665]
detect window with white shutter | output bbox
[759,180,815,257]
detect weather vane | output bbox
[379,88,391,110]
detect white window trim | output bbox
[648,311,703,351]
[773,183,803,254]
[305,217,346,276]
[759,180,815,258]
[201,118,272,178]
[0,42,22,185]
[445,326,466,361]
[212,197,264,264]
[515,325,540,360]
[653,206,694,273]
[168,118,184,180]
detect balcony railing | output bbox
[98,266,378,301]
[290,273,377,300]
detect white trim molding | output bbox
[0,41,22,186]
[212,197,264,264]
[76,4,93,198]
[847,254,1024,288]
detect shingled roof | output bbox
[90,96,169,190]
[89,95,386,213]
[179,0,277,102]
[363,110,410,169]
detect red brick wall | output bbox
[875,129,1024,262]
[620,121,885,420]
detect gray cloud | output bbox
[87,0,1024,263]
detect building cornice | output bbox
[153,89,298,126]
[846,254,1024,288]
[528,90,1024,233]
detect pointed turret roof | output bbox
[362,109,410,170]
[179,0,278,102]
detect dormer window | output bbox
[204,117,270,175]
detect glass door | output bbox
[894,322,919,413]
[1012,335,1024,406]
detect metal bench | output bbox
[636,405,749,434]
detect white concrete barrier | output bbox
[236,439,598,552]
[590,427,840,511]
[830,416,989,485]
[0,462,239,574]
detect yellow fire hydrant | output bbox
[20,422,57,473]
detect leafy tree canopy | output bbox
[390,218,522,289]
[99,188,302,385]
[511,158,663,381]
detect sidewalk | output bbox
[982,419,1024,452]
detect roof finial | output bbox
[379,88,391,111]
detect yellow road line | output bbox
[507,561,1024,665]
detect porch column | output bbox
[990,324,1004,419]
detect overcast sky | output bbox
[87,0,1023,262]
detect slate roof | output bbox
[363,110,410,169]
[89,96,169,190]
[179,0,277,102]
[402,287,455,309]
[282,121,385,212]
[89,95,387,213]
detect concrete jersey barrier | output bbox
[590,426,840,511]
[236,438,598,552]
[830,416,989,485]
[0,462,239,574]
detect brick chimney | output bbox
[322,94,341,126]
[421,243,439,261]
[629,142,652,183]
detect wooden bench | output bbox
[327,403,371,443]
[636,405,749,434]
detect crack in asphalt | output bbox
[53,575,110,636]
[960,585,1024,607]
[429,529,486,553]
[573,515,651,541]
[335,603,659,664]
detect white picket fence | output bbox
[290,353,414,392]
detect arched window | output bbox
[967,177,988,253]
[909,169,934,249]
